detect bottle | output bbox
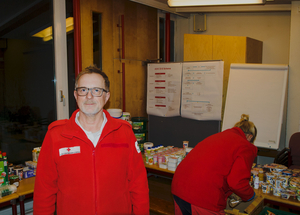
[254,174,259,189]
[250,173,254,186]
[0,151,3,186]
[258,169,264,183]
[2,153,8,185]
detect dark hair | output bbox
[234,114,257,143]
[75,65,110,92]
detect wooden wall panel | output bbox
[246,37,263,63]
[80,0,157,117]
[124,60,147,118]
[112,0,125,110]
[184,34,212,61]
[213,35,247,119]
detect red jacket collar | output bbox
[231,127,248,141]
[61,109,128,140]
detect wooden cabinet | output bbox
[184,34,263,120]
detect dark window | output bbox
[159,17,175,62]
[159,17,165,62]
[170,20,175,62]
[93,12,102,70]
[0,0,74,164]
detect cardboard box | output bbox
[23,169,35,179]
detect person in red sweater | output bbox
[171,114,257,215]
[33,66,149,215]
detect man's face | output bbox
[74,73,110,117]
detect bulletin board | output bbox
[148,115,220,148]
[222,63,288,150]
[147,61,224,120]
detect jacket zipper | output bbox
[92,125,121,214]
[93,149,97,214]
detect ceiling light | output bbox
[32,17,74,41]
[167,0,265,7]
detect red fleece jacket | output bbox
[33,109,149,215]
[171,127,257,212]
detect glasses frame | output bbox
[75,87,108,97]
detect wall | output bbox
[80,0,157,118]
[287,2,300,147]
[175,11,292,149]
[176,12,290,65]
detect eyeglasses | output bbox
[75,87,108,97]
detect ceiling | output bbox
[130,0,298,17]
[0,0,297,40]
[0,0,73,40]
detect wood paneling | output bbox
[80,0,157,118]
[246,37,263,64]
[184,34,212,61]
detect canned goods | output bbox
[14,168,23,181]
[148,155,153,165]
[158,156,163,164]
[275,178,284,189]
[280,176,290,188]
[281,191,290,200]
[153,155,157,165]
[266,173,275,185]
[9,175,19,187]
[273,188,281,197]
[261,183,271,193]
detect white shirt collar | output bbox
[75,111,107,147]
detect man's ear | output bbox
[74,90,78,101]
[105,92,110,104]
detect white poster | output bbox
[147,63,182,117]
[181,61,224,120]
[222,63,288,149]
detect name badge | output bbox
[59,146,80,156]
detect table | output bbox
[144,162,175,178]
[17,177,35,215]
[0,177,35,215]
[142,154,175,178]
[0,193,19,215]
[255,188,300,211]
[142,158,300,212]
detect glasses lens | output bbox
[77,88,87,96]
[92,88,103,96]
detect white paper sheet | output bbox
[180,61,224,120]
[147,63,182,117]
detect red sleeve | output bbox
[33,131,58,215]
[227,145,256,201]
[128,132,149,215]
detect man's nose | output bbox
[86,89,93,98]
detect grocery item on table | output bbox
[252,163,300,201]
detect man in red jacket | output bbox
[171,114,257,215]
[33,66,149,215]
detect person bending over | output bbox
[172,114,257,215]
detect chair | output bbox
[288,132,300,169]
[274,147,289,167]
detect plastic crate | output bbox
[259,207,297,215]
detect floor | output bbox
[147,174,300,215]
[148,175,174,202]
[148,174,174,215]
